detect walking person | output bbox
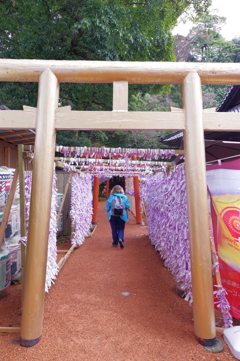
[106,185,130,248]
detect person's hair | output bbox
[110,185,124,194]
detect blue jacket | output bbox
[106,193,130,221]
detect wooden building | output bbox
[0,104,35,168]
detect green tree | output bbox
[0,0,212,147]
[173,12,240,109]
[230,37,240,63]
[187,15,239,63]
[0,0,212,108]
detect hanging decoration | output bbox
[70,172,92,247]
[141,164,192,303]
[125,177,134,196]
[19,171,32,247]
[56,145,179,161]
[24,145,177,177]
[24,171,32,236]
[45,170,59,292]
[54,145,180,177]
[20,170,59,292]
[141,163,234,327]
[214,286,233,328]
[57,157,168,177]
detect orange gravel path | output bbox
[0,200,235,360]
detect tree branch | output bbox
[124,2,148,5]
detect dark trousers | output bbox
[110,216,125,246]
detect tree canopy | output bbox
[1,0,211,62]
[173,12,240,109]
[1,0,212,107]
[0,0,212,148]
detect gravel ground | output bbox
[0,201,236,361]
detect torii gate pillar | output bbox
[92,176,100,224]
[20,69,59,347]
[106,179,110,198]
[183,72,218,348]
[132,156,141,224]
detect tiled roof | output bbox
[160,85,240,149]
[216,85,240,112]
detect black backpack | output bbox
[111,196,125,216]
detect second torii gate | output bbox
[1,60,240,349]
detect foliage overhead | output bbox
[0,0,212,148]
[1,0,212,108]
[0,0,211,62]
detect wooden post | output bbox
[113,81,128,111]
[57,244,75,271]
[105,179,110,198]
[4,147,11,167]
[20,69,59,347]
[132,156,141,224]
[92,176,100,224]
[56,171,73,226]
[182,72,217,347]
[18,145,27,305]
[0,327,21,333]
[0,165,19,248]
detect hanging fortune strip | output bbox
[140,164,233,327]
[141,164,193,303]
[70,172,92,247]
[55,145,179,161]
[57,155,170,177]
[45,170,59,292]
[20,170,59,292]
[60,157,166,177]
[23,145,179,177]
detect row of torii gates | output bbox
[1,59,240,351]
[92,170,142,224]
[90,153,176,224]
[55,146,178,224]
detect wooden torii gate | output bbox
[1,59,240,349]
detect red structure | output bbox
[105,179,110,198]
[92,176,100,224]
[132,156,141,224]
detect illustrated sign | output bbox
[207,166,240,318]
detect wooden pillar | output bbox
[4,147,11,167]
[182,72,217,346]
[113,81,128,111]
[18,145,27,305]
[92,176,100,224]
[132,156,141,224]
[106,179,110,198]
[20,69,59,347]
[0,165,19,248]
